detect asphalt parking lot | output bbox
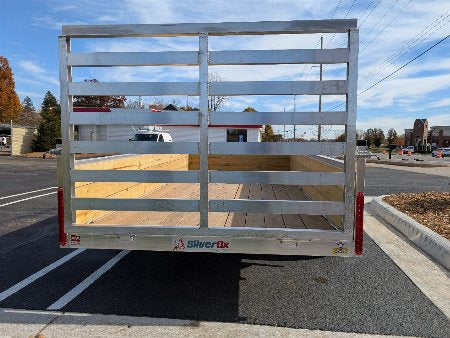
[0,156,449,336]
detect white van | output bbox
[130,130,172,142]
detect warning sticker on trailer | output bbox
[172,237,231,252]
[70,234,81,245]
[332,241,349,254]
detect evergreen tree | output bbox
[0,56,22,123]
[15,96,40,126]
[32,91,61,151]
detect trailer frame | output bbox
[58,19,362,256]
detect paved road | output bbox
[0,156,448,337]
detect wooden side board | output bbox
[75,154,189,224]
[189,154,290,171]
[290,155,344,229]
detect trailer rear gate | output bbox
[58,20,363,256]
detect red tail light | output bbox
[355,192,364,255]
[57,187,66,246]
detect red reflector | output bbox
[355,192,364,255]
[57,187,66,246]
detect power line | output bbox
[326,0,359,48]
[359,34,450,96]
[359,0,400,47]
[359,11,450,86]
[360,0,414,54]
[358,0,383,29]
[327,33,450,111]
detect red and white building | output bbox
[75,107,262,142]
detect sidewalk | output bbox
[0,308,388,338]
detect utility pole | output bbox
[293,95,296,140]
[318,36,323,142]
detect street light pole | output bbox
[293,95,296,140]
[318,36,323,142]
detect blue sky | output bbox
[0,0,449,138]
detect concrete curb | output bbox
[370,196,450,270]
[366,159,448,168]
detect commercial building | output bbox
[404,118,450,149]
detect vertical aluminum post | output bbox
[344,29,359,233]
[199,33,209,228]
[58,36,75,227]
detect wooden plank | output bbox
[283,185,332,230]
[158,184,199,226]
[245,184,264,227]
[272,184,305,229]
[208,183,240,227]
[225,184,249,227]
[262,185,284,228]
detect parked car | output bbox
[402,146,414,154]
[432,147,450,157]
[129,130,172,142]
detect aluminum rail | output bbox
[209,111,347,125]
[70,110,199,125]
[209,171,345,185]
[72,198,199,212]
[71,170,200,183]
[68,51,198,66]
[62,19,357,37]
[69,82,199,96]
[70,170,344,185]
[70,141,199,154]
[209,142,346,156]
[210,80,348,96]
[209,48,349,64]
[209,200,345,215]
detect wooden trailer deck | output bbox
[92,183,334,230]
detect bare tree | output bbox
[208,72,228,111]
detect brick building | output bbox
[430,126,450,147]
[404,118,450,149]
[404,119,428,149]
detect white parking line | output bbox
[0,187,57,200]
[47,250,129,311]
[0,249,85,302]
[0,191,56,208]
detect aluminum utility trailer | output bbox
[57,19,365,256]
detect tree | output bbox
[373,128,385,147]
[126,99,145,109]
[0,56,22,123]
[386,128,398,145]
[261,125,277,142]
[363,128,385,148]
[208,72,228,111]
[32,91,61,151]
[396,134,405,147]
[179,105,199,111]
[73,79,126,107]
[336,133,346,142]
[15,96,41,126]
[243,106,256,112]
